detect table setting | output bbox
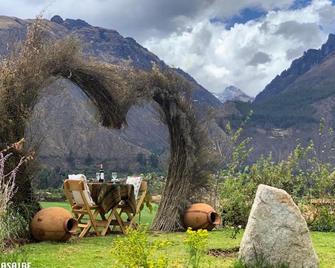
[88,170,135,211]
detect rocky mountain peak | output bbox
[321,33,335,56]
[50,15,90,29]
[50,15,64,24]
[214,85,253,103]
[64,18,91,29]
[255,33,335,103]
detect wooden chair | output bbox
[118,180,148,228]
[64,179,116,237]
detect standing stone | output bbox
[239,184,319,268]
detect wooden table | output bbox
[86,182,137,234]
[87,182,136,214]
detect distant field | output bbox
[17,202,334,267]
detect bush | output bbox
[184,228,209,268]
[0,145,33,249]
[0,204,35,250]
[143,173,166,196]
[35,188,65,202]
[310,207,335,232]
[110,227,170,268]
[0,152,17,218]
[220,143,335,228]
[220,174,255,227]
[218,120,335,230]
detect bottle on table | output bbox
[99,164,104,182]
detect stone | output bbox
[239,184,319,268]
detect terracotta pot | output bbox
[183,203,221,231]
[31,207,77,241]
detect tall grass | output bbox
[0,140,33,250]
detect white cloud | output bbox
[0,0,296,41]
[1,0,335,96]
[144,0,335,96]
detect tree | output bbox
[66,150,76,169]
[149,153,159,169]
[84,153,94,166]
[136,153,147,167]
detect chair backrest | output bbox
[126,176,142,199]
[64,179,85,191]
[65,174,95,206]
[139,181,148,193]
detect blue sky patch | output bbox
[290,0,312,10]
[290,0,335,9]
[210,0,335,30]
[212,7,267,30]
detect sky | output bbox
[1,0,335,96]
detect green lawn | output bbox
[14,202,335,267]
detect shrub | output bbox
[0,141,33,249]
[220,174,255,227]
[184,228,209,268]
[310,207,335,232]
[1,202,37,248]
[110,227,170,268]
[0,152,17,217]
[143,173,166,196]
[219,125,335,230]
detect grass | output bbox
[6,202,335,267]
[40,201,158,226]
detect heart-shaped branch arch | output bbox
[0,20,213,232]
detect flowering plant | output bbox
[184,228,208,268]
[110,227,171,268]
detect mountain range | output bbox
[0,15,223,174]
[220,33,335,161]
[255,34,335,103]
[1,15,335,175]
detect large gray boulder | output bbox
[239,184,319,268]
